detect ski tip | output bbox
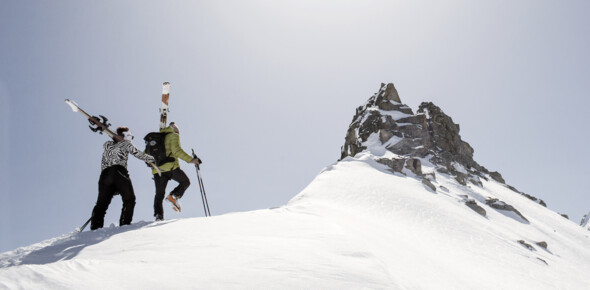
[162,82,171,94]
[65,99,79,112]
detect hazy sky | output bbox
[1,1,589,252]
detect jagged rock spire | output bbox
[341,83,546,206]
[340,82,483,176]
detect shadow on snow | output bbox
[0,220,177,267]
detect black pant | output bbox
[153,168,190,218]
[91,166,136,230]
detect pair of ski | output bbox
[69,82,209,232]
[160,83,182,214]
[157,82,210,216]
[65,82,170,176]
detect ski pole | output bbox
[77,217,91,232]
[192,149,211,217]
[197,166,211,217]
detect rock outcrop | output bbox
[485,198,528,223]
[465,199,487,217]
[581,212,590,231]
[341,83,546,205]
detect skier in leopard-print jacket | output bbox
[90,127,155,230]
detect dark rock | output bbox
[405,158,422,176]
[381,83,402,103]
[387,138,424,156]
[377,158,405,173]
[423,171,436,181]
[518,240,535,251]
[465,200,486,217]
[505,185,547,207]
[378,101,396,111]
[417,102,480,171]
[581,214,589,226]
[535,241,548,249]
[522,192,547,207]
[537,258,548,265]
[469,177,483,187]
[489,171,505,184]
[485,198,529,222]
[359,111,381,141]
[397,115,426,125]
[560,213,569,219]
[538,199,547,207]
[422,178,436,192]
[507,185,521,193]
[379,129,395,144]
[455,174,467,186]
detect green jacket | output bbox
[152,126,193,175]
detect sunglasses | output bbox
[123,131,134,141]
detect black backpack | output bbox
[144,132,175,166]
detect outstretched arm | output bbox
[126,142,156,164]
[169,134,194,163]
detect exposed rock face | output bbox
[422,178,436,192]
[536,241,548,249]
[518,240,535,251]
[581,212,590,231]
[489,172,505,183]
[485,198,529,223]
[507,185,546,207]
[340,83,490,182]
[465,199,487,217]
[340,83,546,205]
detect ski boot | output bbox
[166,194,181,212]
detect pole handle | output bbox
[150,162,162,176]
[191,149,201,169]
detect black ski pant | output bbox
[154,168,190,218]
[91,165,136,230]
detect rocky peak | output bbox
[340,83,486,178]
[341,83,546,206]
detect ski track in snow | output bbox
[1,158,590,289]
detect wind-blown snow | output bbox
[1,157,590,289]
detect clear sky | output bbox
[1,0,589,252]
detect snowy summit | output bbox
[1,83,590,289]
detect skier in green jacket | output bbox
[153,122,200,221]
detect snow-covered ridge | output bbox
[2,83,590,289]
[2,156,589,289]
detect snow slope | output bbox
[1,156,590,289]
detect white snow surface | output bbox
[1,157,590,289]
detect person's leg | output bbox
[153,171,171,219]
[91,168,115,230]
[115,168,136,226]
[170,168,190,199]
